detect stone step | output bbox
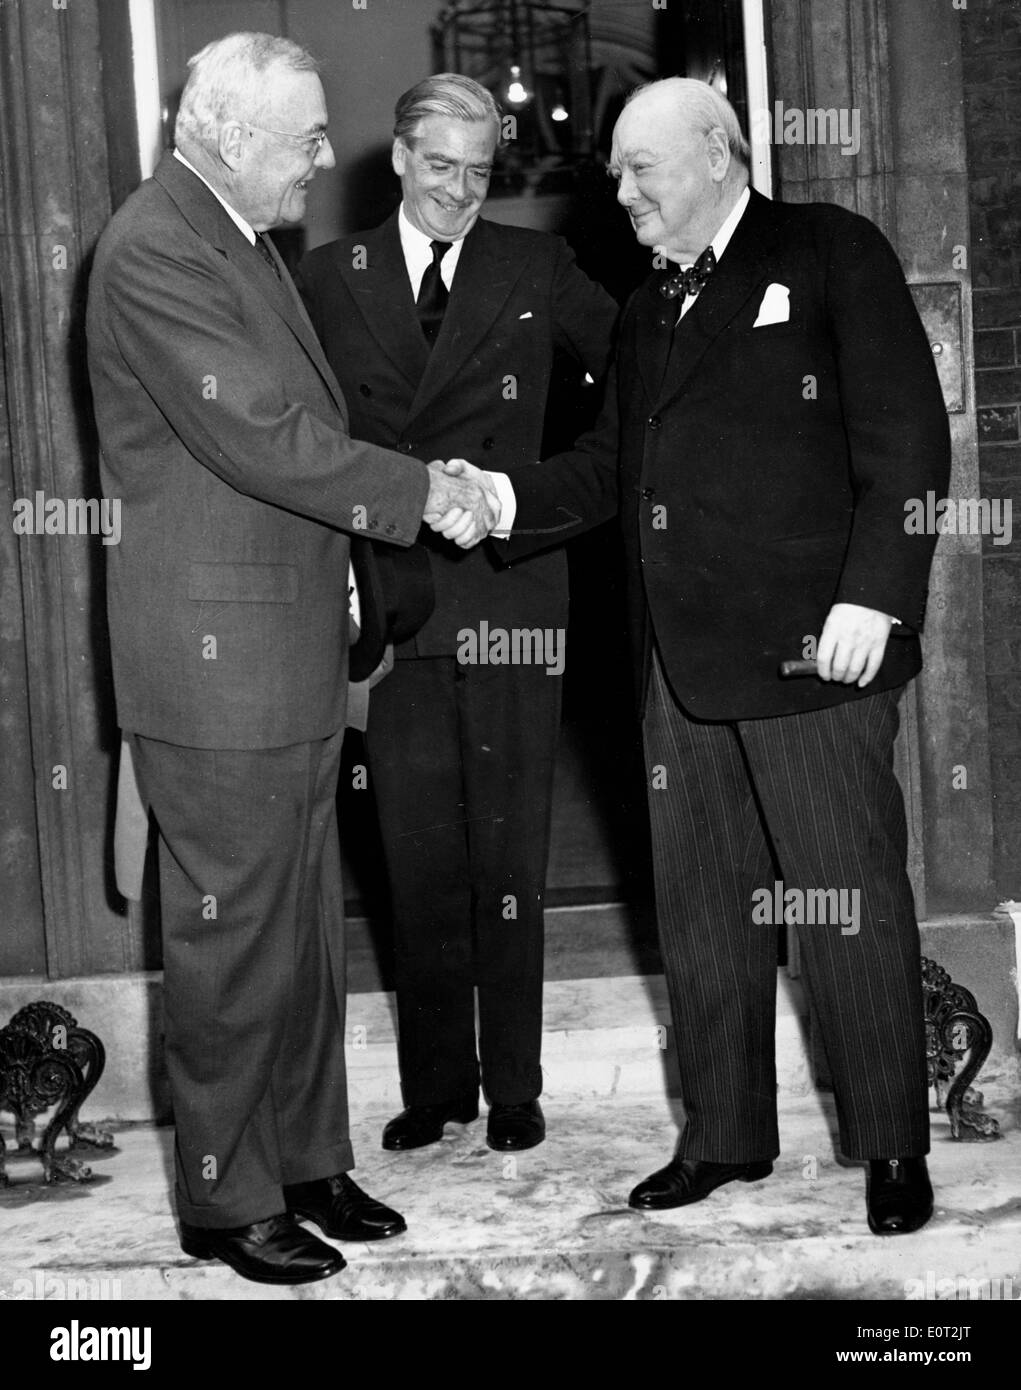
[344,971,814,1108]
[1,1095,1018,1301]
[2,935,1016,1125]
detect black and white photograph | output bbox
[0,0,1019,1352]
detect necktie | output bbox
[417,240,452,345]
[255,232,281,279]
[660,245,716,304]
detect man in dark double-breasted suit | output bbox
[296,74,618,1154]
[484,77,951,1233]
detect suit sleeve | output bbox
[825,214,951,630]
[102,234,428,546]
[501,355,621,563]
[549,237,620,380]
[493,241,622,562]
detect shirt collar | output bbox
[398,203,433,258]
[657,185,751,270]
[398,202,474,254]
[173,148,257,246]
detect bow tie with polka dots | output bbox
[660,245,717,301]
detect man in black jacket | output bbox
[296,74,618,1154]
[472,77,950,1232]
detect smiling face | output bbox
[392,114,498,241]
[233,69,335,230]
[609,90,733,263]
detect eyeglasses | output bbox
[245,123,329,154]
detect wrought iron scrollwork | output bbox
[0,1002,113,1184]
[922,957,1000,1141]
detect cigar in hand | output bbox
[779,658,819,678]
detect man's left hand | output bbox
[816,603,895,687]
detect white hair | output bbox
[174,31,319,150]
[627,77,750,166]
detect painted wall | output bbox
[286,0,432,245]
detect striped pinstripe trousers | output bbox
[642,650,931,1162]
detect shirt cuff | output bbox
[486,470,517,539]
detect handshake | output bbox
[423,459,501,549]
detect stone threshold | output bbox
[0,911,1017,1125]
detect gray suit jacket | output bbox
[89,155,430,895]
[87,153,428,751]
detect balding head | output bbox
[610,78,750,263]
[624,79,750,165]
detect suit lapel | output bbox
[635,275,678,404]
[154,154,349,420]
[652,189,783,409]
[406,218,526,422]
[338,214,431,391]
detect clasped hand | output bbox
[424,459,499,549]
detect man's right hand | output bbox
[423,460,499,548]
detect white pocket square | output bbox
[753,283,791,327]
[519,311,533,320]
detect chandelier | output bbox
[431,0,594,190]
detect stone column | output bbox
[766,0,996,914]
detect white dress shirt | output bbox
[397,203,516,535]
[397,203,468,298]
[659,185,751,322]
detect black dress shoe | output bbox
[179,1213,345,1284]
[284,1172,406,1241]
[486,1100,545,1151]
[382,1095,479,1151]
[866,1157,933,1235]
[629,1156,773,1210]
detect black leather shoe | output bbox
[382,1095,479,1151]
[866,1157,933,1235]
[486,1100,545,1151]
[629,1156,773,1210]
[284,1172,406,1241]
[179,1213,345,1284]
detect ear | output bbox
[705,126,731,183]
[391,137,408,178]
[218,120,246,172]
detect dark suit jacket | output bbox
[507,189,952,721]
[294,211,618,654]
[86,154,428,749]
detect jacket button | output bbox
[482,437,495,450]
[384,523,396,535]
[647,415,661,429]
[359,384,372,397]
[399,441,413,453]
[641,487,655,500]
